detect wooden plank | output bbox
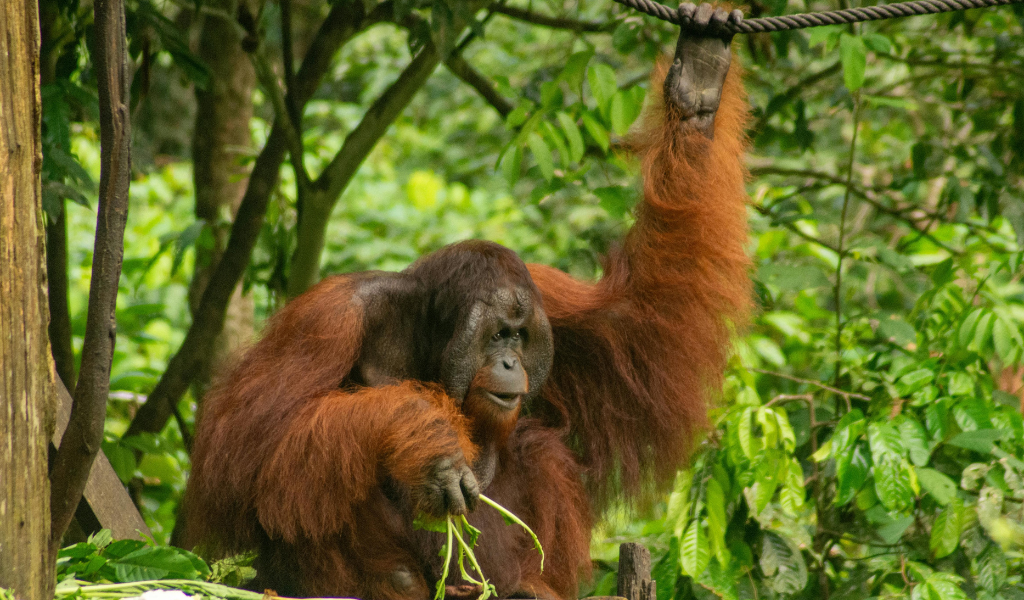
[52,380,151,541]
[617,542,655,600]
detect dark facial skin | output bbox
[347,243,554,519]
[410,287,552,518]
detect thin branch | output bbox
[753,368,870,404]
[276,0,311,213]
[445,53,514,117]
[750,166,963,256]
[763,393,815,408]
[835,91,862,387]
[122,0,391,441]
[46,208,76,390]
[751,202,842,253]
[49,0,131,555]
[250,47,309,184]
[491,4,613,32]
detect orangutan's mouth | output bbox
[484,391,521,411]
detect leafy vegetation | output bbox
[37,0,1024,597]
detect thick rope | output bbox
[613,0,1024,32]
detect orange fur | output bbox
[180,58,750,598]
[528,61,751,506]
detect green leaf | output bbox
[874,457,914,511]
[930,504,961,558]
[947,429,1003,454]
[899,419,931,467]
[593,186,635,219]
[581,111,609,153]
[753,454,781,513]
[808,25,842,49]
[839,34,867,91]
[559,50,593,92]
[976,544,1007,593]
[172,220,206,275]
[611,20,641,54]
[879,317,917,347]
[775,410,796,451]
[526,133,554,182]
[738,407,755,460]
[556,112,585,164]
[868,422,904,462]
[836,443,870,506]
[916,467,957,505]
[863,33,892,54]
[705,479,728,565]
[101,441,137,484]
[780,458,806,515]
[587,63,617,115]
[924,574,970,600]
[541,121,570,169]
[609,92,629,136]
[59,542,98,559]
[897,369,935,397]
[680,519,710,578]
[759,532,807,594]
[947,372,974,397]
[501,146,523,185]
[993,317,1022,364]
[110,547,204,582]
[877,515,914,544]
[757,407,778,449]
[413,514,449,533]
[958,308,984,347]
[973,312,995,350]
[698,558,739,600]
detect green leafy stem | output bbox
[415,493,545,600]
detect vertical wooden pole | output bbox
[0,0,58,595]
[618,542,656,600]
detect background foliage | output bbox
[39,0,1024,597]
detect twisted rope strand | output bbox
[613,0,1024,32]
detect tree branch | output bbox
[491,4,612,32]
[445,53,513,117]
[122,0,391,441]
[46,208,76,389]
[287,41,444,297]
[250,46,309,185]
[286,2,492,296]
[751,165,963,256]
[49,0,131,554]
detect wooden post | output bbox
[617,542,656,600]
[52,379,152,541]
[0,0,57,595]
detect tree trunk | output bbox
[187,0,258,404]
[0,0,57,595]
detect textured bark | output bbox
[188,0,258,402]
[617,543,655,600]
[0,0,57,595]
[48,0,131,557]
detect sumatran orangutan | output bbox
[180,6,750,599]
